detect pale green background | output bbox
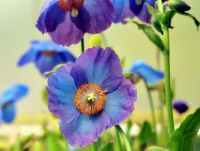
[0,0,199,116]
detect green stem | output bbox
[163,26,174,136]
[144,81,156,132]
[115,128,123,151]
[157,0,164,13]
[91,141,98,151]
[81,38,85,53]
[115,125,132,151]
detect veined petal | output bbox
[60,111,111,147]
[73,47,123,93]
[104,79,137,126]
[48,64,80,123]
[131,60,164,85]
[2,103,16,123]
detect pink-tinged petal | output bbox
[60,111,111,147]
[104,79,137,126]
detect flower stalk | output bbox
[81,38,85,53]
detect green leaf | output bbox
[168,107,200,151]
[147,146,167,151]
[133,21,164,51]
[162,10,176,28]
[101,142,114,151]
[181,12,200,29]
[123,73,133,79]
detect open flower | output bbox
[130,60,164,85]
[36,0,114,46]
[173,100,189,114]
[47,47,137,146]
[0,84,29,123]
[18,40,75,75]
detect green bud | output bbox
[168,0,191,13]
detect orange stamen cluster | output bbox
[74,84,106,115]
[41,50,56,56]
[58,0,84,12]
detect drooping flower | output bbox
[0,84,29,123]
[18,40,76,75]
[48,47,137,146]
[173,100,189,114]
[36,0,115,46]
[130,60,164,85]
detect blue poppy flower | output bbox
[0,84,29,123]
[130,60,164,85]
[47,47,137,146]
[36,0,114,46]
[173,100,189,114]
[18,40,76,75]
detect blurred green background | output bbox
[0,0,199,119]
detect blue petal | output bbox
[112,0,135,23]
[2,103,16,123]
[73,47,123,93]
[48,64,80,123]
[1,84,29,105]
[104,79,137,126]
[130,0,145,15]
[44,1,66,32]
[59,111,111,147]
[131,60,164,84]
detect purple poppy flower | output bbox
[36,0,115,46]
[18,40,75,75]
[130,60,164,85]
[47,47,137,147]
[0,84,29,123]
[173,100,189,114]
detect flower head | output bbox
[173,100,189,114]
[0,84,29,123]
[36,0,114,46]
[18,40,76,75]
[130,60,164,85]
[47,47,137,146]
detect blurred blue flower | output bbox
[18,40,76,75]
[173,100,189,114]
[130,60,164,85]
[0,84,29,123]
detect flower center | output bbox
[41,50,56,56]
[2,102,10,109]
[58,0,84,17]
[136,0,142,5]
[74,84,106,115]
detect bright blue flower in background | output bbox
[130,60,164,85]
[0,84,29,123]
[173,100,189,114]
[18,40,76,76]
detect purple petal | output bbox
[74,47,123,93]
[50,13,84,46]
[60,111,111,147]
[138,1,154,23]
[104,79,137,126]
[48,64,80,123]
[173,100,189,114]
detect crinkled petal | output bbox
[50,13,84,46]
[48,64,80,123]
[72,0,114,33]
[112,0,135,23]
[73,47,123,93]
[104,79,137,126]
[2,103,16,123]
[60,111,111,147]
[131,60,164,85]
[0,84,29,105]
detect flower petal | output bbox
[73,47,123,93]
[112,0,135,23]
[104,79,137,126]
[48,64,80,123]
[131,60,164,85]
[72,0,114,33]
[173,100,189,114]
[1,84,29,105]
[2,103,16,123]
[60,111,111,147]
